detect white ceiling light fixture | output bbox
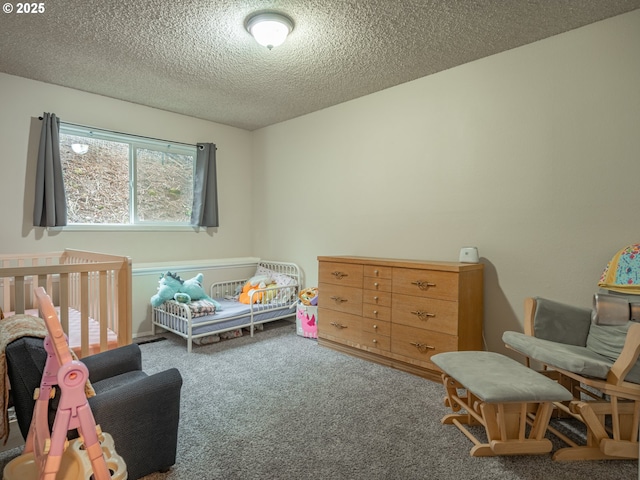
[71,143,89,155]
[246,12,294,50]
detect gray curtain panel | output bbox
[34,112,67,227]
[191,143,219,227]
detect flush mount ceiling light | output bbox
[71,143,89,155]
[246,12,294,50]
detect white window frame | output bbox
[59,123,198,231]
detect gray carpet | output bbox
[1,320,637,479]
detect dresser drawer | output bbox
[392,268,458,301]
[318,309,362,344]
[363,303,391,322]
[362,290,391,307]
[363,277,391,293]
[318,283,362,316]
[362,317,390,336]
[363,265,392,279]
[361,331,390,351]
[319,262,363,288]
[392,294,458,335]
[391,323,458,363]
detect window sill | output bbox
[47,224,212,232]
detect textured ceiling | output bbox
[1,1,639,131]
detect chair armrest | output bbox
[524,297,592,346]
[88,367,182,417]
[81,343,143,383]
[607,322,640,386]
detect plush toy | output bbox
[150,272,223,310]
[239,274,277,304]
[299,287,319,306]
[150,272,184,308]
[181,273,222,309]
[173,292,191,303]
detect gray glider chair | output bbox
[6,337,183,480]
[503,296,640,461]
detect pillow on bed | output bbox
[188,299,217,317]
[255,266,297,288]
[254,265,297,302]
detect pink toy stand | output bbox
[3,287,127,480]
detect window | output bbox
[59,124,196,225]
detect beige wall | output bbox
[250,11,640,356]
[0,72,254,262]
[0,73,255,336]
[1,11,638,346]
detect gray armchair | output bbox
[6,338,182,480]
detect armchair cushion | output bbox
[586,321,640,384]
[586,322,631,362]
[502,331,614,380]
[91,370,149,394]
[532,297,591,346]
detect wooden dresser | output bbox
[317,256,483,382]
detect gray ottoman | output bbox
[432,351,572,457]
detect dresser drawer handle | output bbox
[410,342,435,352]
[411,310,435,321]
[330,296,348,304]
[330,322,347,329]
[331,271,349,280]
[411,280,436,290]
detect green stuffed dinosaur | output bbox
[150,271,222,309]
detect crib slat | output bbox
[59,273,70,334]
[2,260,9,313]
[117,262,132,346]
[99,270,108,352]
[36,275,47,310]
[14,276,25,314]
[80,271,89,358]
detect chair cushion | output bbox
[586,322,640,384]
[503,331,614,380]
[91,370,148,394]
[533,298,591,346]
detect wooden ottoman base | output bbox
[432,351,573,457]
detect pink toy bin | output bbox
[296,304,318,339]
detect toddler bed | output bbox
[0,249,132,357]
[152,260,301,352]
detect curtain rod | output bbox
[38,116,196,148]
